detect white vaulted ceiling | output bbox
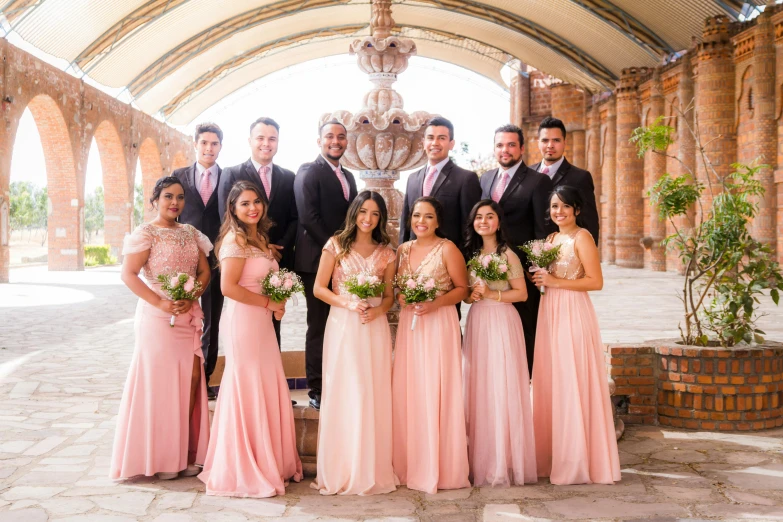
[0,0,764,124]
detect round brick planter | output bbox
[605,340,783,431]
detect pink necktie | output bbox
[423,166,438,197]
[258,165,271,199]
[199,169,212,206]
[492,170,509,202]
[541,166,551,177]
[334,166,349,200]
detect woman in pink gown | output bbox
[111,176,211,480]
[392,197,471,494]
[531,186,621,485]
[312,191,398,495]
[199,181,302,497]
[462,199,537,487]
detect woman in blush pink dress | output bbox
[312,191,398,495]
[111,176,211,481]
[462,199,537,487]
[392,197,470,494]
[199,181,302,498]
[531,185,621,485]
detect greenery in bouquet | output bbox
[467,252,509,282]
[260,268,304,302]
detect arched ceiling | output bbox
[0,0,764,125]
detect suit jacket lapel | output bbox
[188,164,206,211]
[269,164,282,205]
[551,159,570,186]
[429,160,453,197]
[205,166,221,208]
[499,163,529,205]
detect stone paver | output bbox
[2,265,783,521]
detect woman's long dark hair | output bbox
[546,185,589,229]
[462,199,510,260]
[214,181,272,261]
[408,196,446,239]
[148,176,184,209]
[334,190,390,261]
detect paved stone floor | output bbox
[1,265,783,521]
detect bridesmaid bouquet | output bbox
[467,252,509,282]
[394,273,439,331]
[157,273,203,327]
[521,240,561,295]
[261,268,304,302]
[343,271,385,300]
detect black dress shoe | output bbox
[309,396,321,410]
[207,386,218,400]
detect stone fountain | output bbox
[321,0,433,244]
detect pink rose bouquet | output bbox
[156,272,203,327]
[467,252,509,283]
[394,273,439,330]
[520,239,561,295]
[261,268,304,303]
[343,271,385,300]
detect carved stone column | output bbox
[647,69,666,271]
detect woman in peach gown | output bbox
[312,191,397,495]
[392,197,471,494]
[111,176,211,480]
[199,181,302,497]
[462,199,537,487]
[531,186,621,485]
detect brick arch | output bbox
[736,65,754,165]
[138,137,165,222]
[172,151,190,170]
[25,94,82,271]
[92,120,131,258]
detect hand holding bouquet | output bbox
[157,272,203,327]
[260,268,304,306]
[394,273,439,330]
[467,252,509,283]
[520,240,561,295]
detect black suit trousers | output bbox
[514,276,540,375]
[300,272,330,399]
[200,266,224,380]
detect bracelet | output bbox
[496,290,502,302]
[263,296,269,308]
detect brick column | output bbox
[753,9,777,250]
[550,83,586,167]
[588,101,602,207]
[696,15,737,209]
[571,129,586,169]
[509,61,529,128]
[603,98,617,263]
[647,70,666,271]
[674,53,697,274]
[615,68,647,268]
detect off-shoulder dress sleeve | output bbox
[380,244,396,267]
[323,237,340,256]
[505,249,525,280]
[192,227,213,256]
[218,234,249,261]
[122,225,152,255]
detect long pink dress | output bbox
[313,238,398,495]
[392,239,470,494]
[198,236,302,497]
[464,248,537,487]
[532,228,621,485]
[110,223,211,479]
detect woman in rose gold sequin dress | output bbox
[111,177,212,481]
[199,181,302,498]
[311,191,398,495]
[531,186,620,485]
[392,197,471,494]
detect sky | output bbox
[9,53,509,196]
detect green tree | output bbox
[84,185,104,243]
[10,181,35,234]
[133,183,144,228]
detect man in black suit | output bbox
[218,117,298,347]
[173,122,224,399]
[481,124,555,373]
[530,116,600,245]
[294,120,357,410]
[399,117,481,247]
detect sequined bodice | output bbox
[548,229,586,280]
[397,239,453,296]
[467,248,525,291]
[219,239,278,293]
[324,239,396,296]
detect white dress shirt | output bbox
[539,156,565,179]
[251,158,274,183]
[490,159,525,195]
[423,157,450,188]
[195,162,218,192]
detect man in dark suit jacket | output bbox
[531,116,600,245]
[481,124,556,373]
[218,117,298,346]
[399,117,481,247]
[294,120,357,410]
[173,122,224,398]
